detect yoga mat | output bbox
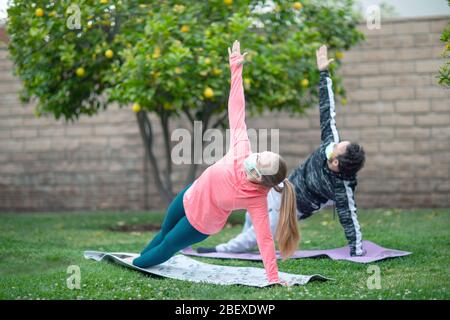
[181,240,412,263]
[84,251,330,287]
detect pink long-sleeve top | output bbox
[183,53,280,283]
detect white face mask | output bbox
[325,143,336,161]
[244,153,262,179]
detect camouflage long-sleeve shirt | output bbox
[288,70,364,256]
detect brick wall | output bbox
[0,16,449,212]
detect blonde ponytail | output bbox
[275,179,300,260]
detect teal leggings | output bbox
[133,183,209,268]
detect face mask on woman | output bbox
[244,153,262,180]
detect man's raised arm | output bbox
[316,45,340,147]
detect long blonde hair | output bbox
[260,156,300,260]
[274,180,300,260]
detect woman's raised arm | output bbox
[227,40,248,145]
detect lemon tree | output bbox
[438,18,449,88]
[7,0,363,204]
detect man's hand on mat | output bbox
[316,45,334,71]
[196,247,217,253]
[228,40,248,66]
[351,248,367,257]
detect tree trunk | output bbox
[136,111,173,205]
[136,107,228,207]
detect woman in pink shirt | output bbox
[133,41,299,285]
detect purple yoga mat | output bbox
[181,240,412,263]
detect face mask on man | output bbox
[325,143,336,161]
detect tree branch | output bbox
[159,108,174,199]
[136,111,172,204]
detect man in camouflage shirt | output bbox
[198,45,367,257]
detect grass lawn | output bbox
[0,208,449,300]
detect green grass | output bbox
[0,209,449,300]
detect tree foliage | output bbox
[7,0,363,120]
[7,0,364,203]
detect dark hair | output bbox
[337,143,366,176]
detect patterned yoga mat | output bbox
[84,251,330,287]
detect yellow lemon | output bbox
[204,87,214,99]
[335,51,344,59]
[445,42,450,51]
[224,0,233,5]
[152,47,161,59]
[174,67,182,74]
[244,78,251,88]
[301,78,309,88]
[105,49,114,59]
[76,67,85,77]
[100,0,108,4]
[293,2,303,10]
[35,8,44,17]
[212,68,222,76]
[163,102,174,110]
[204,57,211,65]
[49,11,56,17]
[205,30,212,37]
[181,25,190,33]
[132,103,141,113]
[340,98,348,106]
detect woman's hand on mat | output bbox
[228,40,248,66]
[278,279,293,287]
[316,45,334,71]
[270,279,292,287]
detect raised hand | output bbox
[316,45,334,71]
[228,40,248,66]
